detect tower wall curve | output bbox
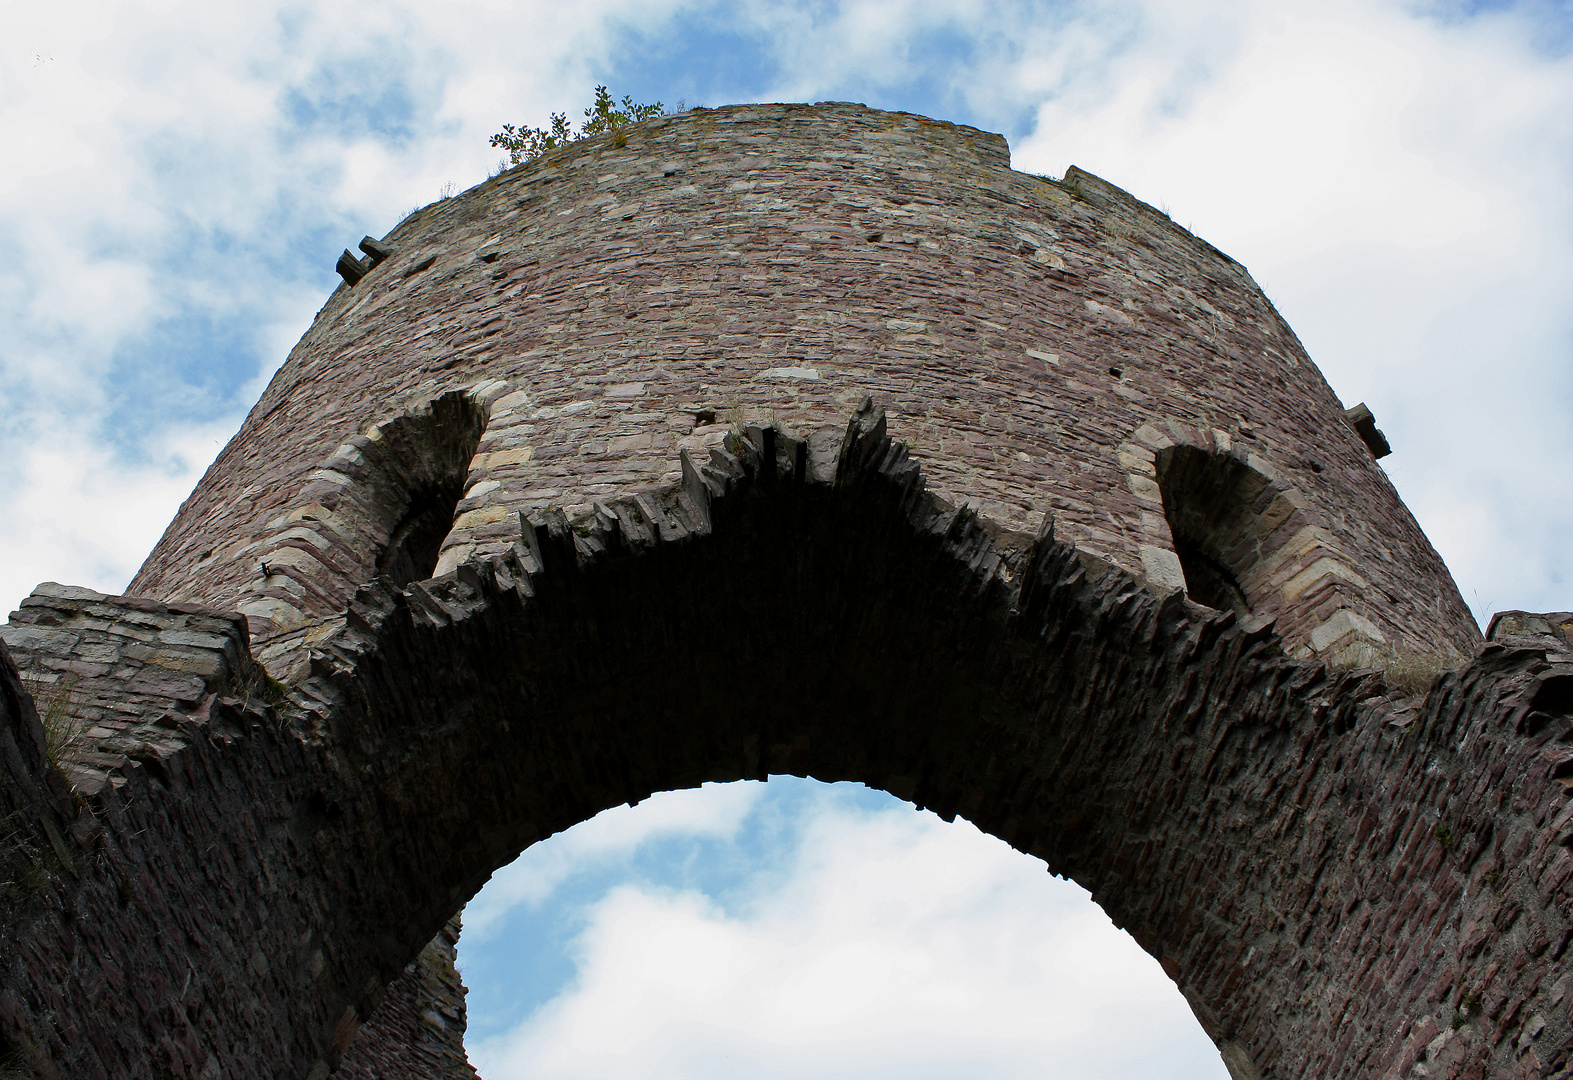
[127,101,1478,670]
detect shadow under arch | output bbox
[292,399,1341,1080]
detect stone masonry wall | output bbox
[337,915,476,1080]
[0,585,479,1078]
[0,584,265,797]
[0,408,1569,1080]
[0,590,475,1080]
[126,103,1477,672]
[1,103,1539,1079]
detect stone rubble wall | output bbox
[0,585,480,1079]
[0,634,322,1079]
[319,412,1573,1080]
[125,103,1477,672]
[0,584,264,796]
[0,595,475,1080]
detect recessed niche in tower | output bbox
[359,391,487,589]
[1155,445,1275,619]
[376,477,469,587]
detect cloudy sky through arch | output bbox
[3,0,1571,1074]
[461,779,1231,1080]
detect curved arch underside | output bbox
[2,401,1571,1080]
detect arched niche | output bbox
[301,388,488,590]
[237,388,489,674]
[1155,444,1279,619]
[1120,422,1391,664]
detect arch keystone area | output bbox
[2,103,1569,1080]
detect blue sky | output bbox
[4,1,1572,1076]
[462,780,1228,1080]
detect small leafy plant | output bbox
[491,86,664,167]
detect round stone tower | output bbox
[130,101,1477,677]
[128,101,1478,675]
[15,103,1573,1080]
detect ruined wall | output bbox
[0,418,1569,1080]
[336,915,476,1080]
[0,587,481,1080]
[2,104,1547,1080]
[128,102,1476,675]
[2,584,265,797]
[0,593,333,1079]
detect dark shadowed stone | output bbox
[0,104,1555,1080]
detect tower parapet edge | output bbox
[127,100,1478,675]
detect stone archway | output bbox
[6,401,1563,1080]
[5,99,1567,1080]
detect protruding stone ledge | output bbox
[1,584,268,794]
[1488,610,1573,656]
[1344,402,1393,459]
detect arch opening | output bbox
[297,417,1413,1080]
[437,778,1229,1080]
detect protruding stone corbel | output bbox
[358,236,393,265]
[335,250,368,286]
[1343,403,1391,459]
[335,238,394,287]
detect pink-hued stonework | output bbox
[5,105,1564,1080]
[128,102,1476,676]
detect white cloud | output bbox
[463,782,767,939]
[1008,0,1573,621]
[0,414,240,614]
[468,784,1227,1080]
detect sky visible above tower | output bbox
[3,2,1570,1077]
[3,0,1568,625]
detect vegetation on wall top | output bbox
[490,86,664,167]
